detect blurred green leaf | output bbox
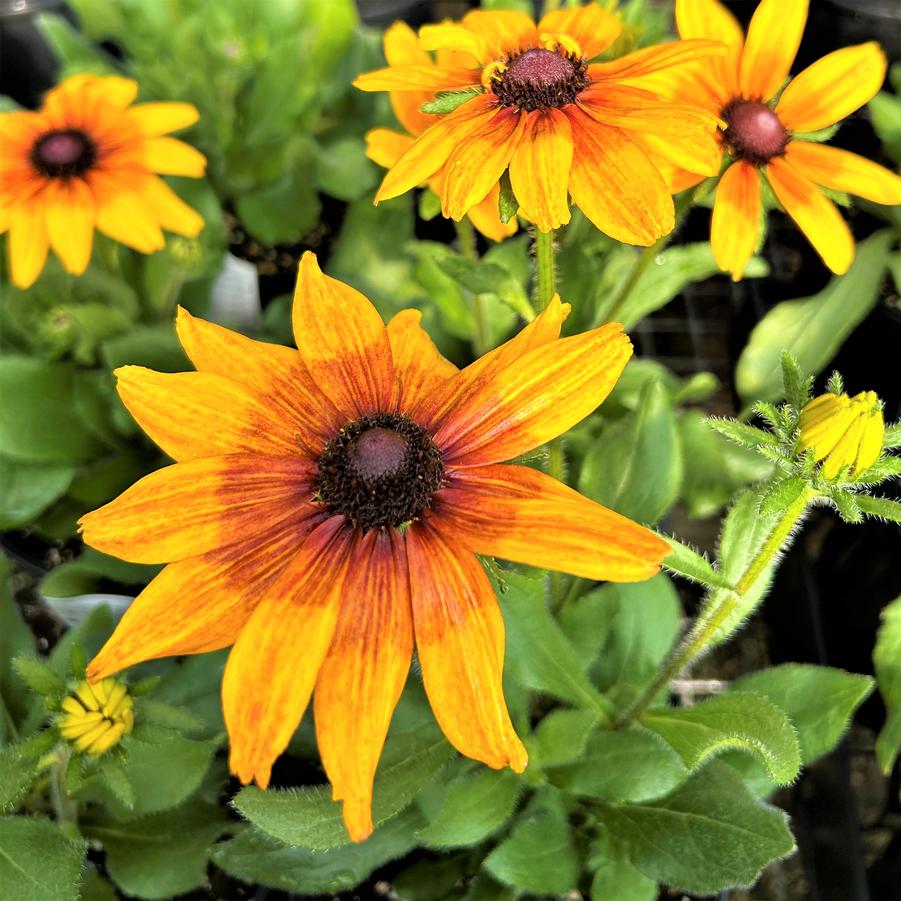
[235,176,321,246]
[100,326,189,373]
[1,556,36,744]
[40,549,159,600]
[590,842,657,901]
[874,594,901,773]
[530,708,599,767]
[0,458,76,530]
[659,534,731,589]
[315,136,378,202]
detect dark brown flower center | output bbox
[30,129,97,178]
[492,48,589,112]
[316,412,444,531]
[721,100,789,166]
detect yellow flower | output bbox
[0,74,207,288]
[355,4,724,241]
[799,390,884,479]
[58,678,134,756]
[638,0,901,278]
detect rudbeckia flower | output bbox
[80,253,668,842]
[800,390,884,479]
[0,74,207,289]
[642,0,901,278]
[354,4,724,242]
[366,21,517,243]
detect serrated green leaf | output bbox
[0,742,40,812]
[857,494,901,523]
[659,534,731,589]
[134,699,204,734]
[233,725,454,850]
[705,416,779,451]
[874,595,901,773]
[596,762,794,894]
[12,656,66,700]
[97,758,134,810]
[419,768,521,848]
[420,87,483,114]
[641,692,801,784]
[758,475,808,518]
[0,816,87,901]
[530,708,599,767]
[547,728,686,802]
[829,488,863,523]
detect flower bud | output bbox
[58,678,134,756]
[799,390,884,479]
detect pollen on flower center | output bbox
[492,48,589,112]
[316,412,444,531]
[30,128,97,178]
[721,99,789,166]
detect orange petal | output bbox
[292,252,396,419]
[460,9,538,60]
[767,156,854,275]
[114,365,303,461]
[436,464,668,582]
[784,141,901,206]
[588,39,727,82]
[406,518,526,772]
[648,156,709,194]
[365,128,415,169]
[466,182,519,242]
[442,107,525,221]
[224,517,353,789]
[710,160,761,281]
[566,108,673,245]
[43,178,95,276]
[537,4,621,60]
[353,66,480,93]
[8,201,50,289]
[314,529,413,842]
[175,307,339,455]
[775,42,888,133]
[78,454,317,564]
[674,0,743,100]
[434,322,632,466]
[508,108,572,233]
[127,101,199,136]
[739,0,808,101]
[387,309,458,414]
[87,514,316,678]
[374,98,497,204]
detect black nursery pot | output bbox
[0,0,68,107]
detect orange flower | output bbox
[0,74,206,288]
[354,4,724,242]
[79,252,668,842]
[643,0,901,279]
[366,22,517,242]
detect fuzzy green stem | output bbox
[614,486,813,728]
[456,218,488,356]
[534,228,556,311]
[50,749,78,828]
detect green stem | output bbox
[599,190,695,325]
[50,749,78,829]
[614,486,813,728]
[456,218,488,357]
[534,228,556,311]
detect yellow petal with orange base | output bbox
[711,161,761,281]
[589,40,727,83]
[78,453,316,564]
[537,4,621,60]
[775,43,888,133]
[460,9,538,61]
[434,322,632,466]
[436,464,668,582]
[566,108,673,246]
[383,21,436,136]
[315,529,413,842]
[739,0,808,102]
[674,0,742,101]
[406,519,527,773]
[43,178,95,275]
[292,252,396,419]
[767,157,854,276]
[785,142,901,206]
[508,108,573,233]
[114,366,303,461]
[353,66,480,93]
[387,309,458,413]
[224,517,353,789]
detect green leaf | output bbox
[731,664,873,769]
[498,170,519,224]
[705,416,780,451]
[596,762,794,895]
[418,768,521,848]
[869,90,901,161]
[0,742,40,812]
[1,556,35,744]
[0,358,105,463]
[500,573,614,718]
[100,325,189,373]
[0,816,87,901]
[0,458,76,530]
[393,854,469,900]
[315,136,378,202]
[436,254,534,322]
[547,729,686,802]
[86,802,230,900]
[758,475,808,518]
[233,725,454,850]
[579,379,682,524]
[659,533,732,589]
[640,691,801,785]
[212,809,422,894]
[591,852,657,901]
[736,230,894,403]
[483,792,579,895]
[530,708,599,767]
[857,494,901,524]
[12,656,66,700]
[420,87,483,114]
[235,176,321,245]
[874,594,901,773]
[48,604,114,677]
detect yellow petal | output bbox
[785,142,901,206]
[137,175,204,236]
[8,202,50,288]
[365,128,415,170]
[739,0,809,102]
[711,161,761,281]
[128,101,199,136]
[141,136,207,177]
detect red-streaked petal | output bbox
[710,160,762,281]
[387,309,458,414]
[739,0,808,102]
[537,4,621,60]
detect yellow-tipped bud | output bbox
[58,678,134,756]
[799,390,884,479]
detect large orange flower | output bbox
[366,21,517,243]
[0,74,206,289]
[354,4,724,243]
[643,0,901,278]
[80,252,668,842]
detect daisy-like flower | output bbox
[354,4,724,243]
[79,253,668,842]
[58,678,134,756]
[800,390,884,479]
[0,74,207,289]
[366,21,517,243]
[644,0,901,278]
